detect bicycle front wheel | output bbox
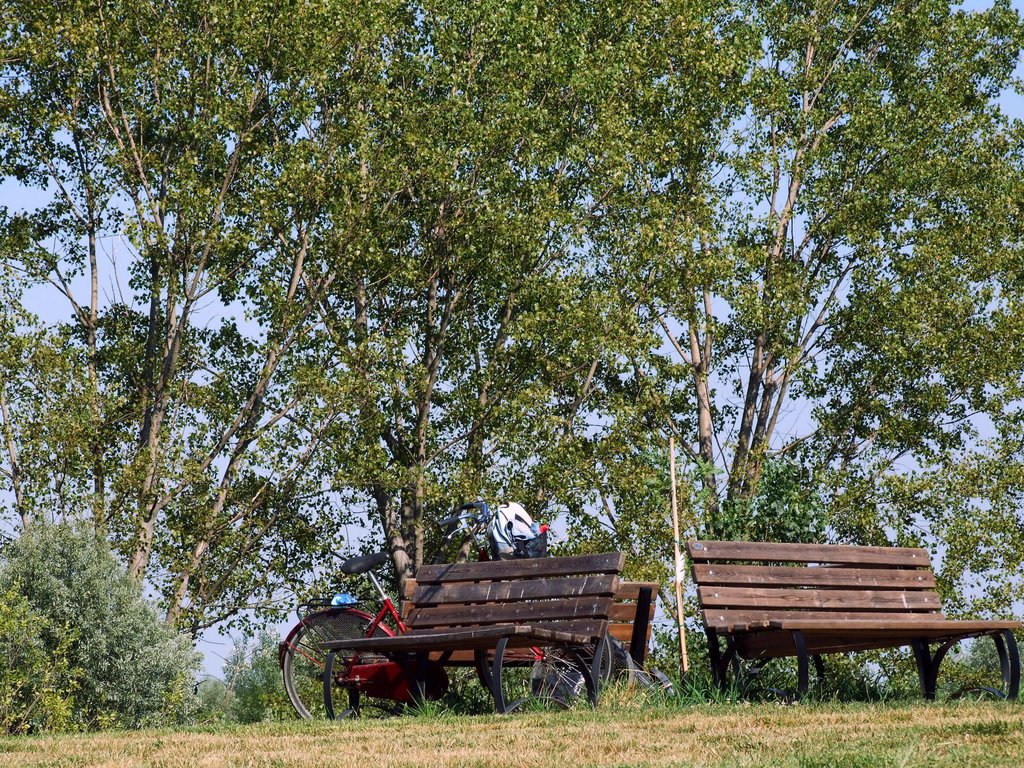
[280,608,391,719]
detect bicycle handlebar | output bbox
[437,511,472,527]
[438,500,493,542]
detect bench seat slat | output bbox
[688,541,930,567]
[766,618,1022,633]
[702,609,946,632]
[321,624,596,654]
[415,552,626,583]
[735,628,1019,660]
[698,586,942,611]
[610,602,657,621]
[693,564,936,589]
[614,582,660,601]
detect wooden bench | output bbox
[322,552,626,713]
[687,540,1021,700]
[401,579,659,668]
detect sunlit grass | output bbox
[1,702,1022,767]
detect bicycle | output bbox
[279,502,599,718]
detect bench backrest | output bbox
[406,552,626,641]
[686,540,943,631]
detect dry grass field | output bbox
[1,703,1021,768]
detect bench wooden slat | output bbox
[698,585,942,611]
[702,609,949,632]
[406,577,653,602]
[613,582,660,600]
[734,631,980,660]
[687,541,931,567]
[407,620,610,643]
[693,564,936,589]
[412,574,616,605]
[735,622,1022,661]
[322,624,595,654]
[403,576,655,663]
[407,596,614,628]
[415,552,626,583]
[767,618,1023,633]
[610,603,653,621]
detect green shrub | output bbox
[0,523,200,730]
[224,631,293,723]
[194,677,232,724]
[0,588,75,734]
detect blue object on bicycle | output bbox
[331,592,358,606]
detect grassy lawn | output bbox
[1,702,1021,768]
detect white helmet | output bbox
[488,502,546,560]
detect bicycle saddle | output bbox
[339,550,390,575]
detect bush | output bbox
[224,631,293,723]
[0,523,200,730]
[194,677,232,724]
[0,588,75,734]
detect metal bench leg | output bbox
[567,642,600,708]
[997,629,1021,701]
[476,637,512,714]
[917,632,1019,702]
[412,652,429,705]
[707,629,741,693]
[791,630,809,701]
[912,639,936,700]
[705,629,725,690]
[629,587,653,666]
[813,655,826,689]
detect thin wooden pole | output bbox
[669,436,689,676]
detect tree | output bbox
[299,0,746,585]
[608,0,1024,612]
[0,587,75,734]
[0,0,735,619]
[0,523,199,729]
[0,0,391,629]
[5,0,1020,631]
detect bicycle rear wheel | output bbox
[280,607,393,719]
[479,639,605,713]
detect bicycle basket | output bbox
[297,607,373,645]
[512,531,547,559]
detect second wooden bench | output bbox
[687,540,1021,700]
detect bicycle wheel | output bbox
[532,636,671,705]
[280,608,394,719]
[479,639,604,713]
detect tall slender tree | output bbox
[606,0,1024,612]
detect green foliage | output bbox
[193,678,233,725]
[613,0,1024,616]
[0,0,1022,632]
[0,588,75,734]
[223,631,293,724]
[0,523,200,730]
[716,458,824,543]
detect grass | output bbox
[1,702,1023,768]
